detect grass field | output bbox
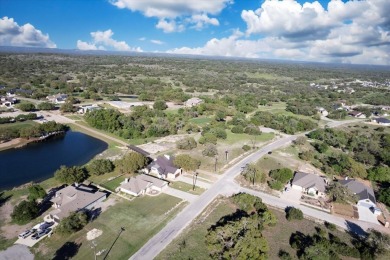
[169,181,205,195]
[33,195,185,260]
[157,197,356,260]
[189,117,212,126]
[224,130,274,145]
[0,120,38,130]
[101,176,125,191]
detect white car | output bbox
[18,229,34,239]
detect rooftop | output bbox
[292,171,326,192]
[339,179,376,203]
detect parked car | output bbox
[32,228,52,240]
[18,229,33,239]
[39,221,54,230]
[267,151,272,154]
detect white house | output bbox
[147,155,182,180]
[291,172,327,197]
[340,179,376,209]
[116,174,168,196]
[47,93,68,104]
[78,104,101,114]
[348,111,366,118]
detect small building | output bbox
[316,107,329,117]
[340,179,376,209]
[291,172,327,197]
[147,155,182,179]
[47,184,107,222]
[116,174,168,196]
[372,117,390,126]
[47,93,68,104]
[185,97,203,107]
[348,111,366,118]
[0,96,17,107]
[7,88,33,97]
[78,104,101,114]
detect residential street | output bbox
[130,118,375,260]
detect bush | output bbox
[202,144,218,157]
[286,207,303,221]
[11,200,39,224]
[278,250,292,260]
[57,212,88,235]
[17,102,35,112]
[153,100,168,110]
[244,125,262,135]
[28,185,47,201]
[210,128,227,139]
[268,180,283,190]
[176,137,197,150]
[242,145,251,151]
[54,166,88,184]
[324,221,337,231]
[269,168,293,183]
[231,125,244,134]
[198,133,217,145]
[37,102,55,111]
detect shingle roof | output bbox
[292,172,326,192]
[149,155,179,176]
[375,117,390,124]
[119,174,168,194]
[340,179,376,203]
[49,184,106,219]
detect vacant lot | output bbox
[169,181,205,195]
[157,197,356,260]
[32,194,184,260]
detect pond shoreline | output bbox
[0,131,66,152]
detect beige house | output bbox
[147,155,182,180]
[116,174,168,197]
[47,184,106,222]
[291,172,327,197]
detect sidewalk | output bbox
[177,175,211,189]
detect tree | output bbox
[176,137,197,150]
[198,133,217,145]
[17,102,35,112]
[269,168,293,183]
[28,185,46,201]
[286,207,303,221]
[37,102,55,111]
[241,163,266,184]
[368,166,390,182]
[364,229,390,258]
[173,154,200,172]
[293,136,307,146]
[214,110,226,121]
[115,152,148,174]
[54,166,88,184]
[153,100,168,110]
[11,200,39,224]
[202,144,218,157]
[57,211,88,235]
[60,102,75,113]
[378,188,390,206]
[327,182,358,204]
[87,159,114,175]
[231,125,244,134]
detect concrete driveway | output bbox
[357,206,380,225]
[280,188,301,203]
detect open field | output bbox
[189,117,212,127]
[157,197,357,260]
[32,194,185,260]
[0,121,38,130]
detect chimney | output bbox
[125,178,129,183]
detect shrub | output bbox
[57,212,88,235]
[11,200,39,224]
[231,125,244,134]
[244,125,262,135]
[87,159,114,175]
[269,168,293,183]
[242,145,251,151]
[202,144,218,157]
[278,250,292,260]
[28,185,47,201]
[176,137,197,150]
[286,207,303,221]
[268,180,283,190]
[198,133,217,145]
[54,166,88,184]
[324,221,337,231]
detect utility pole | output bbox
[192,172,198,191]
[225,150,228,162]
[91,240,97,260]
[214,156,218,172]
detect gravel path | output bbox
[0,245,34,260]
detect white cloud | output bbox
[76,29,142,52]
[111,0,231,32]
[139,37,146,41]
[0,16,56,48]
[151,39,164,45]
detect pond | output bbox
[0,131,108,191]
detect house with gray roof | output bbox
[340,179,376,209]
[147,155,182,179]
[116,174,168,196]
[47,184,106,222]
[372,117,390,126]
[291,171,327,197]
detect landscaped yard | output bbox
[169,181,205,195]
[32,194,185,260]
[100,176,125,191]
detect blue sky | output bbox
[0,0,389,65]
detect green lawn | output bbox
[33,195,185,260]
[101,176,125,191]
[189,117,212,127]
[0,120,38,130]
[224,130,274,145]
[256,156,288,173]
[170,181,205,195]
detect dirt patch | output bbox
[0,201,33,239]
[0,138,31,151]
[333,203,359,219]
[99,197,118,213]
[139,134,193,154]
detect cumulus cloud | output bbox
[168,0,390,65]
[111,0,230,32]
[151,39,164,45]
[0,16,56,48]
[76,29,142,52]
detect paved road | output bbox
[0,245,34,260]
[130,135,296,260]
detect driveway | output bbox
[0,245,34,260]
[14,222,58,247]
[162,187,198,202]
[280,188,301,203]
[177,175,211,189]
[357,206,380,225]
